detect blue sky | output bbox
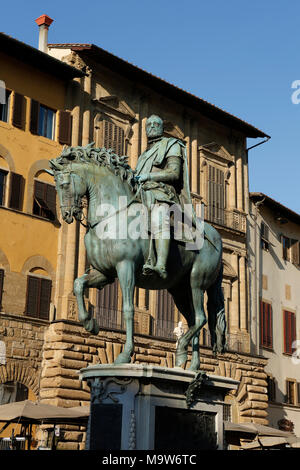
[2,0,300,212]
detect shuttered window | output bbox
[12,92,25,128]
[8,172,24,210]
[30,99,40,134]
[286,380,297,405]
[0,90,11,123]
[0,170,7,206]
[282,236,290,261]
[25,275,52,320]
[261,222,269,251]
[102,120,124,155]
[95,280,120,329]
[0,269,4,310]
[284,310,296,355]
[38,105,55,140]
[207,164,225,225]
[156,290,175,339]
[58,110,72,145]
[291,240,300,266]
[260,301,273,349]
[33,180,56,220]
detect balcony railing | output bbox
[192,196,246,233]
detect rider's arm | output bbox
[147,155,182,183]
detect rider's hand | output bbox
[135,174,149,183]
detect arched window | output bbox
[0,382,28,405]
[32,171,56,221]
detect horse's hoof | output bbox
[114,351,132,365]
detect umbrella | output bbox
[0,400,89,425]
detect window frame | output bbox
[25,274,52,320]
[0,89,12,123]
[283,309,296,355]
[0,168,8,206]
[38,104,56,140]
[32,178,57,221]
[260,300,273,350]
[286,379,297,406]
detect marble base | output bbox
[79,364,238,451]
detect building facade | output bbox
[0,22,272,449]
[249,193,300,436]
[0,31,83,443]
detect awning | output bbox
[0,400,89,425]
[224,421,294,438]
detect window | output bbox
[25,275,52,320]
[207,164,225,226]
[155,290,175,339]
[0,268,4,309]
[261,222,269,251]
[0,382,28,405]
[0,169,7,205]
[282,236,300,265]
[0,90,11,123]
[284,310,296,355]
[267,375,276,402]
[8,172,24,210]
[33,180,56,220]
[102,120,125,155]
[95,280,120,329]
[12,92,25,129]
[286,379,297,405]
[38,105,56,139]
[260,301,273,349]
[282,236,290,261]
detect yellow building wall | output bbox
[0,50,67,279]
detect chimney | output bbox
[35,14,54,53]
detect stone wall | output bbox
[40,320,268,449]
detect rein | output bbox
[79,182,144,230]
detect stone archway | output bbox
[0,362,39,398]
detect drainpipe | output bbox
[246,136,270,355]
[35,14,54,53]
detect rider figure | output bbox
[134,115,186,279]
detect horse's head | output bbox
[47,148,88,224]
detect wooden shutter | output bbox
[30,99,40,134]
[103,120,124,155]
[12,93,25,128]
[261,222,269,241]
[207,165,225,224]
[282,236,290,261]
[291,240,300,266]
[58,111,72,145]
[25,276,40,317]
[9,172,24,210]
[45,184,57,217]
[0,269,4,309]
[260,301,272,348]
[39,279,52,320]
[284,310,296,354]
[156,290,175,338]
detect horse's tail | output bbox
[206,262,227,354]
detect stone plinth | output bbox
[79,363,238,450]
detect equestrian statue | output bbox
[46,115,226,371]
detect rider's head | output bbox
[146,115,164,139]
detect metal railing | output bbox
[192,196,246,233]
[93,307,249,353]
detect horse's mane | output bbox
[52,142,136,188]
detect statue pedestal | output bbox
[79,364,238,451]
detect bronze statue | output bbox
[46,116,226,371]
[134,115,189,279]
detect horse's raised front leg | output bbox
[74,268,112,334]
[114,260,135,365]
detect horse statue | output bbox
[47,143,226,371]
